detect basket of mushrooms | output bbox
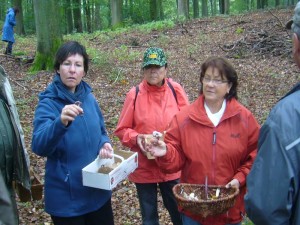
[172,183,239,218]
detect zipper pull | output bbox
[213,132,216,144]
[64,173,69,182]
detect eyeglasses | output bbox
[202,77,228,85]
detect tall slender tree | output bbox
[94,0,101,30]
[193,0,199,18]
[31,0,62,71]
[202,0,208,17]
[65,0,73,34]
[110,0,122,27]
[177,0,189,19]
[73,0,83,32]
[150,0,158,21]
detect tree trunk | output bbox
[73,0,83,32]
[83,0,92,32]
[177,0,189,19]
[110,0,122,28]
[150,0,158,21]
[219,0,225,14]
[13,0,26,35]
[224,0,230,14]
[65,0,73,34]
[193,0,199,18]
[31,0,62,71]
[158,0,164,20]
[202,0,208,17]
[94,0,101,30]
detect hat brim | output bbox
[286,19,293,29]
[142,60,165,68]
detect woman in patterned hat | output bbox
[115,47,189,225]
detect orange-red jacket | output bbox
[114,78,189,183]
[157,95,260,225]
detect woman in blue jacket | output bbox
[2,7,19,55]
[32,41,115,225]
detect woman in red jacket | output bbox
[147,57,260,225]
[114,47,189,225]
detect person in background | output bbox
[2,7,19,55]
[114,47,189,225]
[146,56,260,225]
[244,3,300,225]
[31,41,114,225]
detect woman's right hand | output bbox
[146,138,167,157]
[61,103,84,126]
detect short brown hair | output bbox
[200,56,238,100]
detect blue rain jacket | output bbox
[245,83,300,225]
[32,74,112,217]
[2,8,16,43]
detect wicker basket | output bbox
[173,183,239,218]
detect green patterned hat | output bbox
[142,47,167,68]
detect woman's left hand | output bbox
[225,178,240,189]
[99,143,113,159]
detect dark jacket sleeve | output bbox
[0,171,17,225]
[245,94,300,225]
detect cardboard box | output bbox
[82,150,138,190]
[15,169,43,202]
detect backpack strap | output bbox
[166,80,178,104]
[133,80,178,110]
[134,85,139,110]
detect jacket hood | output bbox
[39,74,92,104]
[7,8,14,14]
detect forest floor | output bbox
[0,7,297,225]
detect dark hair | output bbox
[200,56,238,100]
[13,7,19,14]
[54,41,89,73]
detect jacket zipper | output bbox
[212,129,217,183]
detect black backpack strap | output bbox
[134,85,139,110]
[167,80,178,104]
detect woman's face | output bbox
[143,65,167,86]
[202,66,232,105]
[58,53,85,93]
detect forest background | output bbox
[0,0,298,224]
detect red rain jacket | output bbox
[114,78,189,183]
[157,96,260,225]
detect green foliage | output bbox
[108,67,125,83]
[187,44,199,56]
[88,48,110,68]
[112,45,139,63]
[236,27,244,34]
[29,52,54,72]
[29,37,62,72]
[154,34,171,46]
[132,20,175,34]
[242,217,254,225]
